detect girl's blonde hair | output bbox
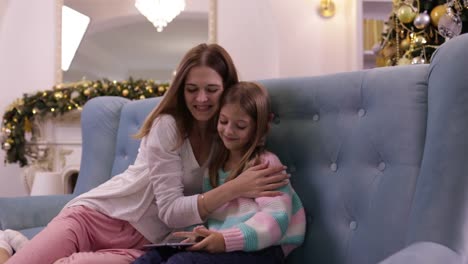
[208,82,271,188]
[135,43,239,145]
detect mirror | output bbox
[62,0,212,83]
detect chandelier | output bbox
[135,0,185,32]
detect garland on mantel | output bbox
[1,78,169,167]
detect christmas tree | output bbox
[376,0,468,66]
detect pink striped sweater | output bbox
[203,151,306,256]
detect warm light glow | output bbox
[135,0,185,32]
[61,6,90,71]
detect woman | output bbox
[2,43,289,264]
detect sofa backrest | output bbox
[74,96,131,195]
[110,97,162,176]
[76,34,468,264]
[259,64,429,264]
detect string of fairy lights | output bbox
[1,78,168,167]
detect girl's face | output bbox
[217,103,255,153]
[184,66,224,123]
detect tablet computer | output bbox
[142,242,196,250]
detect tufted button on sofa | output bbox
[1,34,468,264]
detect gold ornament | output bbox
[430,4,447,27]
[122,89,129,97]
[4,128,11,137]
[397,4,416,24]
[140,95,146,100]
[413,35,427,46]
[158,86,166,93]
[382,44,397,57]
[24,118,32,132]
[398,57,412,65]
[400,37,411,51]
[54,91,63,100]
[84,88,91,96]
[376,55,386,67]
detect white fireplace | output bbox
[23,110,82,196]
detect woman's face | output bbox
[184,66,224,123]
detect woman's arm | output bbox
[146,115,290,227]
[197,162,290,220]
[146,115,203,228]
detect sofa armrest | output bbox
[378,242,462,264]
[0,194,73,230]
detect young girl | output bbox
[133,82,306,264]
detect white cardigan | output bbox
[65,114,205,243]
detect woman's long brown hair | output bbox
[208,82,271,188]
[134,43,239,147]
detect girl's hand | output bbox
[172,226,225,253]
[187,226,226,253]
[230,162,290,198]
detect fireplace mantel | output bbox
[23,110,82,195]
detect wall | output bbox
[217,0,279,81]
[0,0,360,196]
[0,0,58,196]
[218,0,358,80]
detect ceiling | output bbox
[63,0,209,82]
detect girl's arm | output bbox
[193,153,306,253]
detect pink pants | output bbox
[7,206,150,264]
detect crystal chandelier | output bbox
[135,0,185,32]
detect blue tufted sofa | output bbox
[1,34,468,263]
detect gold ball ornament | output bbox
[382,45,397,58]
[398,57,412,65]
[83,88,93,96]
[413,35,427,46]
[54,91,63,100]
[400,38,411,51]
[397,4,416,24]
[122,89,129,97]
[140,95,146,100]
[158,86,166,93]
[4,128,11,137]
[430,4,447,27]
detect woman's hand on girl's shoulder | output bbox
[231,158,290,198]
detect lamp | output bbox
[318,0,336,18]
[135,0,186,32]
